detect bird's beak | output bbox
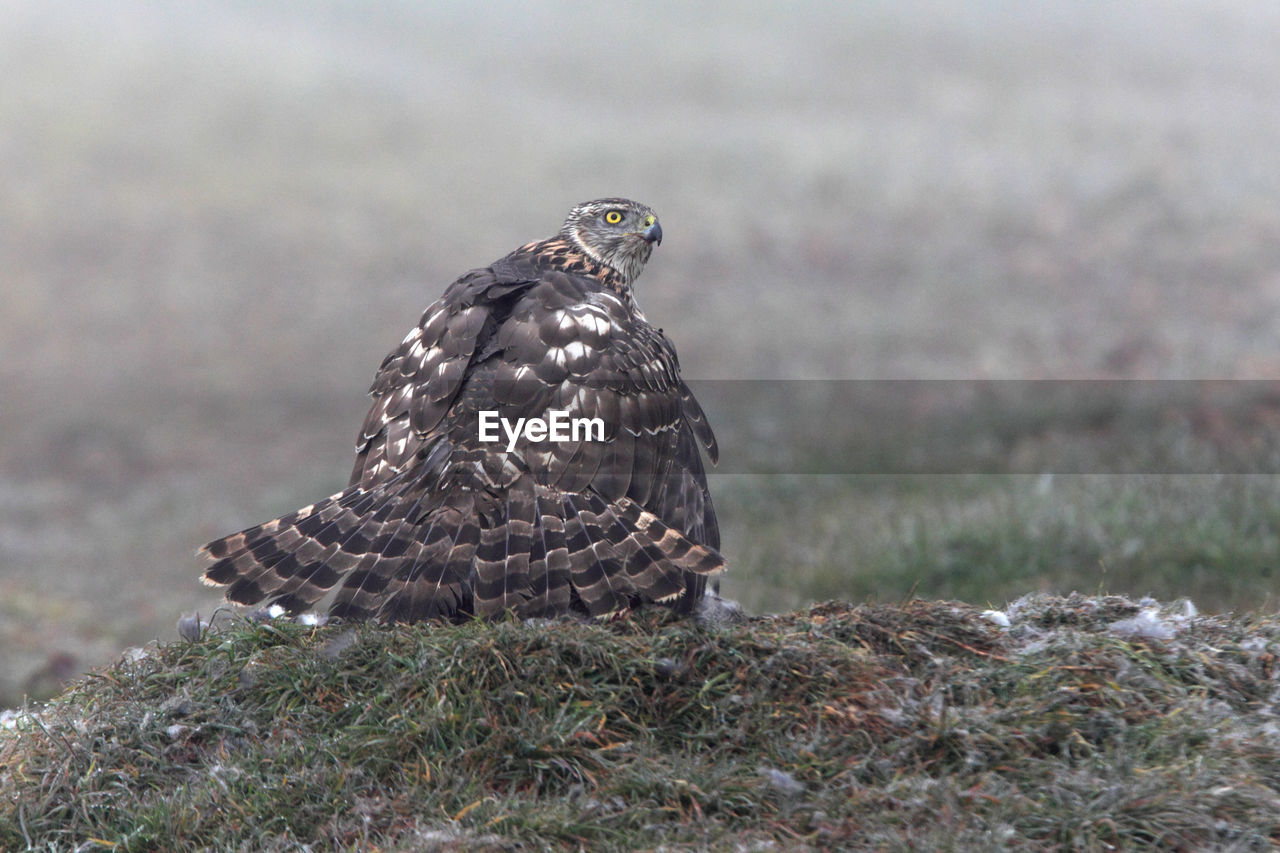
[642,219,663,246]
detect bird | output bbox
[200,198,724,623]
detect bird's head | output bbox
[560,198,662,286]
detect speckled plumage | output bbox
[200,199,723,622]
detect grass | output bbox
[4,595,1280,850]
[720,472,1280,616]
[713,381,1280,616]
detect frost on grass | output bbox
[3,594,1280,850]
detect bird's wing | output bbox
[348,263,541,490]
[355,259,718,521]
[202,264,724,622]
[474,270,717,527]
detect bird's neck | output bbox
[520,236,634,295]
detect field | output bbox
[3,0,1280,712]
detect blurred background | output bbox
[4,0,1280,705]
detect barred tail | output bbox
[200,479,725,623]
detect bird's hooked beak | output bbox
[642,215,662,246]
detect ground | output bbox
[4,596,1280,850]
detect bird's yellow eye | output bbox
[604,210,624,225]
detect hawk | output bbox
[200,198,724,622]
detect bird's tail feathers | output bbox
[200,479,725,623]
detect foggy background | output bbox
[4,1,1280,704]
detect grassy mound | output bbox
[3,596,1280,850]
